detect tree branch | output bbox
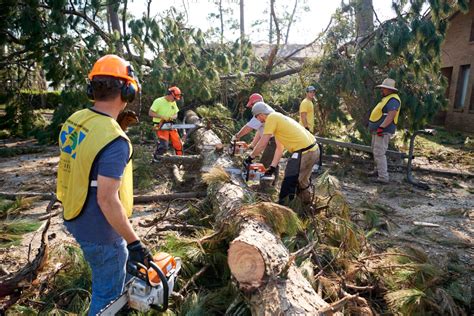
[38,4,111,44]
[275,16,333,67]
[284,0,298,45]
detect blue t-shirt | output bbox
[368,98,400,134]
[64,137,130,244]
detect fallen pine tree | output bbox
[184,110,335,314]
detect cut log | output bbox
[185,110,334,315]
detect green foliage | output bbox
[35,90,90,144]
[0,219,41,247]
[132,146,157,191]
[301,2,462,140]
[241,202,302,237]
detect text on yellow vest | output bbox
[57,109,134,220]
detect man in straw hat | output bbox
[368,78,402,183]
[244,102,319,207]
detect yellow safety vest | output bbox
[369,93,401,124]
[57,109,134,220]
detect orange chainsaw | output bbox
[98,252,181,315]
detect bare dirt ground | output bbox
[0,141,472,306]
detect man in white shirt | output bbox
[233,93,276,168]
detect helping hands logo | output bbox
[60,125,86,159]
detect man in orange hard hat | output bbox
[149,86,183,157]
[233,93,277,169]
[57,55,152,315]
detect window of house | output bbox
[470,18,474,42]
[454,64,470,109]
[441,67,453,99]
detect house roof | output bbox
[252,43,322,60]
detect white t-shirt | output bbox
[246,117,264,134]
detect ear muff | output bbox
[121,65,138,102]
[121,81,137,102]
[86,83,94,100]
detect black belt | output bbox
[294,142,317,154]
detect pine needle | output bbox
[202,166,231,185]
[239,202,302,236]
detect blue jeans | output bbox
[77,238,128,316]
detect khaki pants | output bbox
[371,133,391,181]
[298,149,320,203]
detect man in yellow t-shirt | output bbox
[299,85,316,133]
[149,86,183,157]
[246,102,320,206]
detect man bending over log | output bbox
[232,93,276,169]
[245,102,320,206]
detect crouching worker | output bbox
[57,54,152,315]
[149,86,183,157]
[246,102,320,205]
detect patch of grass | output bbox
[0,196,39,219]
[439,208,467,217]
[0,219,41,247]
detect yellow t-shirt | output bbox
[150,96,179,123]
[299,98,314,133]
[263,112,316,153]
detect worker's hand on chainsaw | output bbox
[127,240,153,267]
[243,156,253,167]
[376,127,385,137]
[264,166,277,176]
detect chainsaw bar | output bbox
[160,123,197,130]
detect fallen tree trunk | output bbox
[185,110,333,314]
[151,155,202,165]
[134,192,207,204]
[0,191,207,204]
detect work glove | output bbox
[264,166,277,177]
[243,155,253,168]
[376,127,385,137]
[116,110,139,131]
[127,240,153,269]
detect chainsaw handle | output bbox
[148,261,169,312]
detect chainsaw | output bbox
[155,123,197,130]
[98,252,181,315]
[224,161,275,185]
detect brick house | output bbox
[439,1,474,133]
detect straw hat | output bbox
[376,78,398,91]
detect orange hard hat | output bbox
[246,93,263,108]
[88,54,139,90]
[168,86,182,100]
